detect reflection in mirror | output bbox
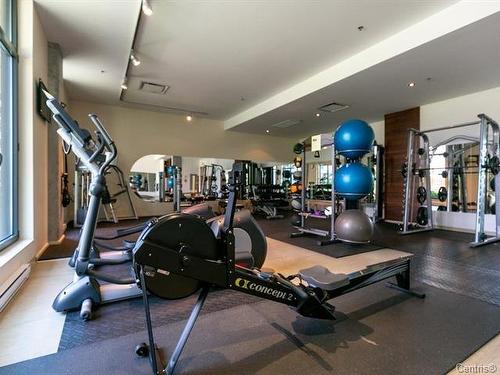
[129,156,292,208]
[429,141,495,214]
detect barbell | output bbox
[401,156,499,178]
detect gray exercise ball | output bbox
[335,209,373,243]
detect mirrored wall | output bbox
[429,141,495,214]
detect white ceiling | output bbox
[231,11,500,137]
[124,0,457,118]
[35,0,500,139]
[36,0,456,118]
[35,0,140,104]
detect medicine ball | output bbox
[290,213,301,226]
[334,162,373,200]
[334,119,375,159]
[335,209,373,243]
[291,199,302,211]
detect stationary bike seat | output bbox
[299,265,349,291]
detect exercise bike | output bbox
[133,162,425,375]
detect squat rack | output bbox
[400,114,500,247]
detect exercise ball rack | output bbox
[290,128,383,246]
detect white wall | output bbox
[130,154,168,174]
[421,86,500,146]
[0,3,49,285]
[67,100,295,217]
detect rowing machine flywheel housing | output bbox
[133,213,221,299]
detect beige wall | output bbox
[67,100,295,216]
[0,3,49,286]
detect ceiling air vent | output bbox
[140,81,169,94]
[319,102,350,113]
[271,119,302,128]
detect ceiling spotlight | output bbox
[407,81,416,87]
[315,113,320,117]
[120,78,128,90]
[186,115,193,122]
[142,0,153,16]
[266,129,270,134]
[130,52,141,66]
[357,25,365,31]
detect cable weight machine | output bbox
[400,114,500,247]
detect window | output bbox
[0,0,17,251]
[318,164,332,184]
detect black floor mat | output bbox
[58,287,261,351]
[52,216,500,352]
[39,219,150,260]
[3,283,499,375]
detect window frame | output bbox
[0,0,18,251]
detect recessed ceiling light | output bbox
[186,115,193,122]
[407,81,416,87]
[266,129,270,134]
[120,78,128,90]
[130,52,141,66]
[142,0,153,16]
[315,113,320,117]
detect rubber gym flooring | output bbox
[4,214,498,374]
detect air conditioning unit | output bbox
[271,119,302,128]
[319,102,350,113]
[0,264,31,313]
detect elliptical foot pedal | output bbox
[299,266,349,291]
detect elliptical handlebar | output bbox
[43,89,117,175]
[88,114,114,149]
[88,114,117,175]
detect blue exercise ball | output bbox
[334,119,375,159]
[166,177,174,188]
[335,162,373,200]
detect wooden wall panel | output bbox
[384,107,420,221]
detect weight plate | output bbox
[416,186,427,204]
[293,143,304,155]
[489,155,499,175]
[416,206,428,226]
[438,186,447,202]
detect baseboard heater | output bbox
[0,264,31,313]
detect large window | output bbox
[0,0,17,251]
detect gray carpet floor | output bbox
[1,282,499,375]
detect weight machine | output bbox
[400,114,500,247]
[74,162,137,227]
